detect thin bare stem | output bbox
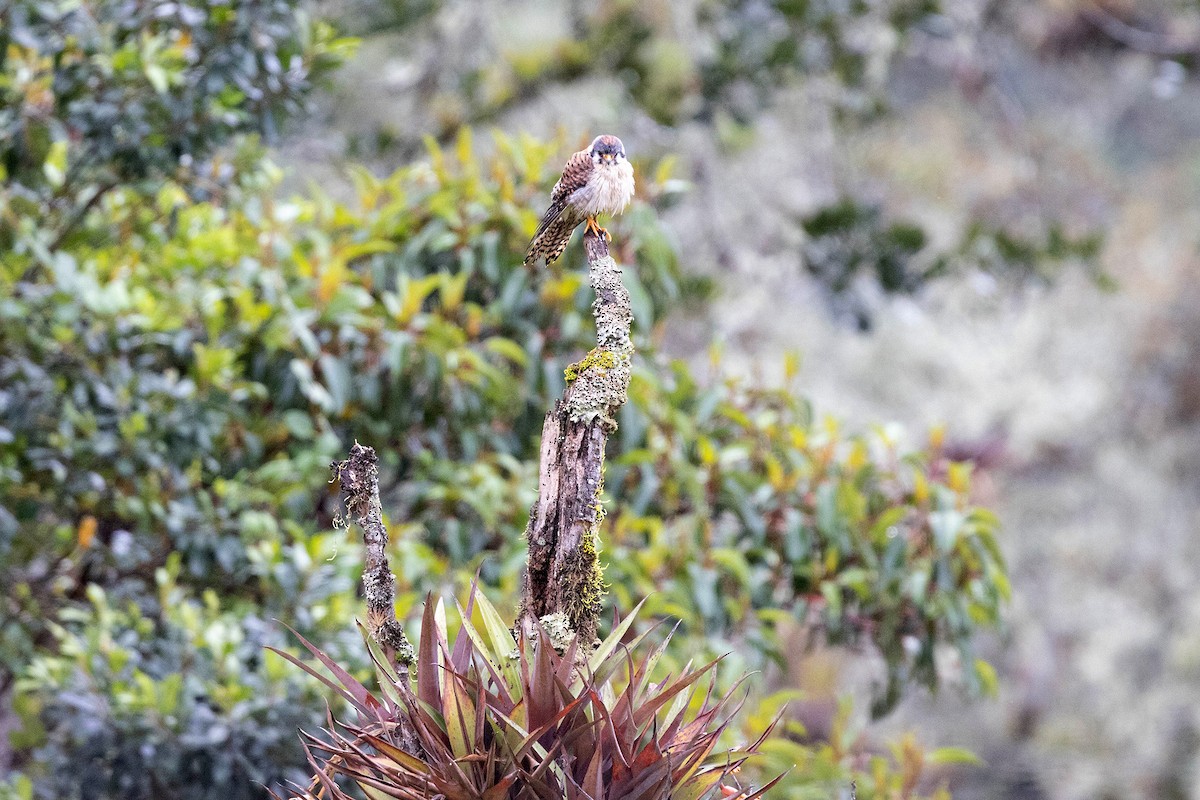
[330,442,421,753]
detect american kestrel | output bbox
[524,134,635,267]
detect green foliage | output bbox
[276,591,780,800]
[0,124,689,796]
[0,9,356,793]
[0,0,354,253]
[0,126,689,611]
[610,361,1008,717]
[14,560,354,799]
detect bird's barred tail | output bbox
[524,211,583,267]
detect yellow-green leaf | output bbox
[43,141,68,188]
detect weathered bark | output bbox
[332,443,415,669]
[518,231,633,647]
[330,443,421,752]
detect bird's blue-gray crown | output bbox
[589,135,626,160]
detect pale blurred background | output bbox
[284,2,1200,798]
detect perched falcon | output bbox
[524,135,635,267]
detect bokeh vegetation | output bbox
[799,199,1108,330]
[1,1,1013,799]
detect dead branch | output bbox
[330,443,421,753]
[332,443,415,670]
[518,230,634,648]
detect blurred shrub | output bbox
[694,0,940,122]
[0,0,354,253]
[317,0,440,37]
[801,199,937,329]
[342,0,942,142]
[799,198,1109,329]
[802,200,934,295]
[959,220,1108,286]
[454,0,941,131]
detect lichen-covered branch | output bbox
[331,443,416,671]
[519,231,633,647]
[331,443,421,754]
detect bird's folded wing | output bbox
[531,149,593,241]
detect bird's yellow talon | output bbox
[583,216,611,241]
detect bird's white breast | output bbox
[572,160,635,218]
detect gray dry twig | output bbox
[332,443,415,669]
[330,443,421,753]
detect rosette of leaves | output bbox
[271,590,780,800]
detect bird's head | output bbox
[589,134,627,166]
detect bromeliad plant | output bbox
[272,591,779,800]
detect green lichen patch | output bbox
[565,349,632,424]
[565,347,619,383]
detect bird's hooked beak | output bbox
[601,152,614,163]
